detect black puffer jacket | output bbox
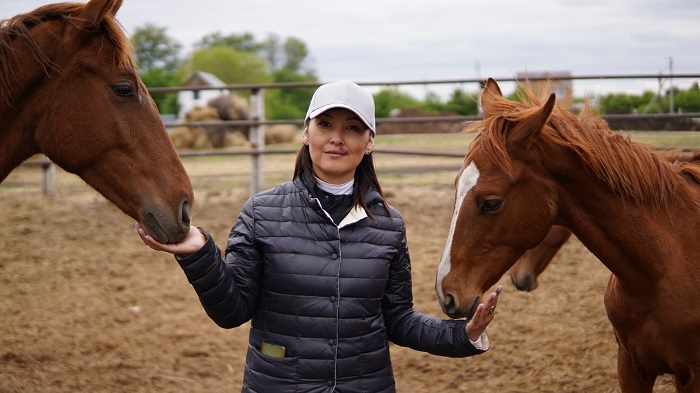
[177,177,484,393]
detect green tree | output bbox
[194,32,316,76]
[140,67,181,115]
[671,83,700,113]
[599,91,654,114]
[261,35,317,120]
[422,91,444,113]
[131,23,182,73]
[373,87,422,119]
[259,34,282,71]
[280,36,312,74]
[187,33,317,121]
[130,24,183,114]
[193,32,261,53]
[180,46,273,85]
[265,70,317,120]
[443,89,479,115]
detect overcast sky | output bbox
[3,0,699,98]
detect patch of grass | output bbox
[375,133,474,153]
[616,131,700,148]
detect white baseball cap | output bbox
[305,80,376,135]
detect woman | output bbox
[136,80,502,393]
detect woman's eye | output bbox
[480,199,502,213]
[111,83,134,97]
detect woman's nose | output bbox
[329,131,343,144]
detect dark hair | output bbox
[293,144,392,220]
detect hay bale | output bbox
[208,93,251,121]
[176,97,255,149]
[170,126,195,149]
[170,125,213,150]
[208,94,252,147]
[190,127,213,149]
[223,131,250,147]
[185,105,220,122]
[265,124,299,145]
[183,105,233,148]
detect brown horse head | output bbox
[0,0,193,243]
[435,78,559,318]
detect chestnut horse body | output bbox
[435,78,700,392]
[0,0,193,243]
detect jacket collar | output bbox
[293,174,384,218]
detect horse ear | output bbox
[74,0,118,30]
[541,93,556,124]
[483,78,503,97]
[507,93,556,150]
[109,0,124,16]
[481,78,503,118]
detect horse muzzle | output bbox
[140,197,191,243]
[440,293,481,319]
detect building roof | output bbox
[182,71,226,87]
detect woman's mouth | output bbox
[325,149,347,157]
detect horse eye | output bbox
[480,199,502,213]
[111,83,134,97]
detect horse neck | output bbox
[542,140,699,293]
[0,23,62,180]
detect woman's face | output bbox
[303,108,374,184]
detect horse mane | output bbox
[0,2,134,107]
[467,81,700,209]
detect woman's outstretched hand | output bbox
[465,285,503,342]
[135,223,207,256]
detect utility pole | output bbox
[669,56,674,113]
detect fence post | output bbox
[42,159,55,196]
[249,88,265,195]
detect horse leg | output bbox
[616,345,655,393]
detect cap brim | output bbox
[307,104,375,135]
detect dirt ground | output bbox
[0,152,677,393]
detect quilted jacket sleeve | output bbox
[381,226,485,358]
[176,198,262,328]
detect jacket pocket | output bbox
[243,344,299,391]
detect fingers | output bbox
[135,222,207,255]
[466,290,500,342]
[473,285,502,322]
[487,305,495,317]
[485,285,503,317]
[134,222,166,251]
[134,222,148,243]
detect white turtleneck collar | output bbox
[315,176,354,195]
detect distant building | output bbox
[177,71,228,119]
[516,71,573,110]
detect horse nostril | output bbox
[511,273,534,292]
[443,292,457,314]
[529,277,539,292]
[180,199,191,228]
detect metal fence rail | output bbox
[13,74,700,196]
